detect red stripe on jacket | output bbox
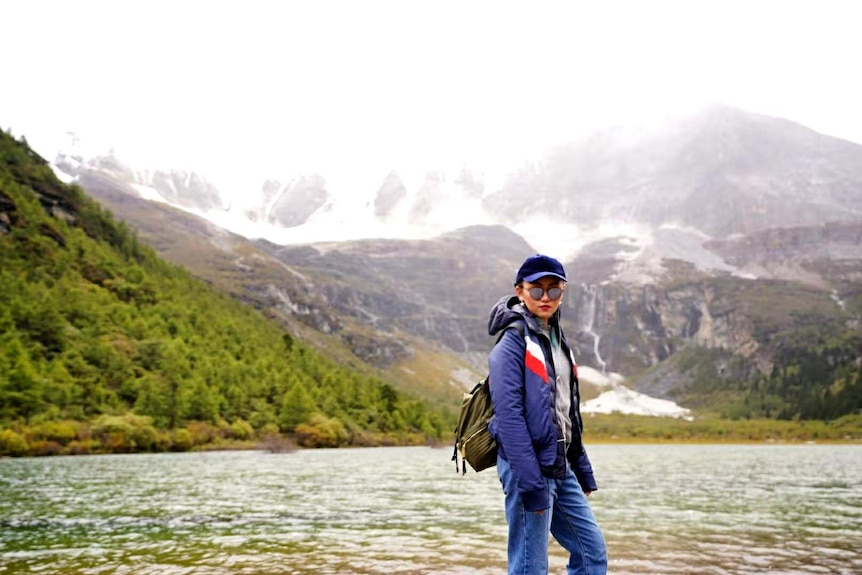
[524,338,549,383]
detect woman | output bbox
[488,254,607,575]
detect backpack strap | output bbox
[497,321,526,344]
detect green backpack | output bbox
[452,323,524,474]
[452,376,497,474]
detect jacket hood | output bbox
[488,295,532,337]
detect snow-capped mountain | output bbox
[43,104,862,420]
[52,104,862,287]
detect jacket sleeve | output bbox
[489,327,549,511]
[572,445,598,492]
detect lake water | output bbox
[1,444,860,574]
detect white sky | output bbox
[3,0,861,196]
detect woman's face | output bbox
[515,276,566,325]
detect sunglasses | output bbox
[524,286,564,301]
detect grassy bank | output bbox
[583,412,862,443]
[5,411,862,458]
[0,412,432,457]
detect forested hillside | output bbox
[0,130,449,456]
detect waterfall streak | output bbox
[581,284,607,374]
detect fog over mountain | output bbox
[46,104,862,419]
[53,105,862,276]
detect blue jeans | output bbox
[497,454,608,575]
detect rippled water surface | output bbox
[1,444,861,574]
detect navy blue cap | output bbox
[514,254,567,285]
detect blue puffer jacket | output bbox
[487,295,597,512]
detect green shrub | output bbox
[90,413,160,452]
[65,439,98,455]
[230,418,254,440]
[0,428,29,456]
[29,440,63,456]
[295,413,349,448]
[259,422,279,438]
[186,421,217,446]
[32,420,81,445]
[171,428,193,451]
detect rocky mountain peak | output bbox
[41,106,862,421]
[485,105,862,246]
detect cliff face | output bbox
[704,221,862,287]
[566,281,764,375]
[562,259,857,409]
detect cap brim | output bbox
[522,271,567,283]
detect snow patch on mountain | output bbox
[50,163,76,184]
[577,366,692,419]
[131,184,171,204]
[582,386,693,419]
[186,166,497,246]
[831,289,846,310]
[512,219,654,263]
[577,366,626,388]
[583,391,692,420]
